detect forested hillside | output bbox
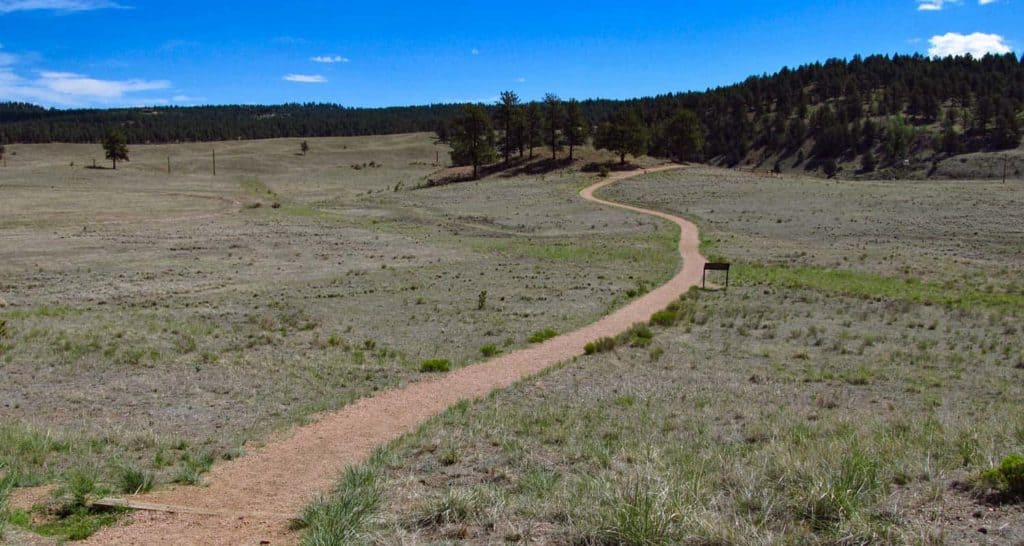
[2,53,1022,171]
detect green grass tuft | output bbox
[420,359,451,373]
[528,329,558,344]
[299,465,383,545]
[479,344,500,358]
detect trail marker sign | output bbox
[703,262,731,289]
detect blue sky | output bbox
[0,0,1019,108]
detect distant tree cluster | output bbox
[2,53,1022,174]
[0,102,465,144]
[448,91,694,176]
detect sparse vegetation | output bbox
[0,134,678,520]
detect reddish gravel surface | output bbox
[84,164,706,545]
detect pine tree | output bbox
[563,99,588,161]
[511,105,526,158]
[495,91,520,163]
[884,116,915,163]
[102,128,129,170]
[543,94,564,160]
[524,102,542,159]
[860,150,877,173]
[449,105,497,179]
[992,108,1021,150]
[658,109,704,162]
[593,108,648,164]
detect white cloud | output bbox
[917,0,997,9]
[0,0,125,14]
[311,55,349,64]
[283,73,327,83]
[928,32,1013,57]
[471,48,479,56]
[0,67,170,106]
[917,0,950,10]
[515,77,526,83]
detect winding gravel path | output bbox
[85,164,706,545]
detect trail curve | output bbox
[85,163,705,545]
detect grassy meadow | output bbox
[0,135,675,541]
[298,167,1024,544]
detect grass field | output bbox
[0,135,677,541]
[299,166,1024,544]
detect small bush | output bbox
[585,336,618,355]
[116,464,154,495]
[420,359,451,373]
[599,165,610,178]
[173,451,215,485]
[981,453,1024,497]
[621,323,654,347]
[479,344,500,358]
[529,329,558,344]
[57,469,98,514]
[650,310,679,327]
[477,290,487,310]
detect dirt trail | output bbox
[84,164,705,545]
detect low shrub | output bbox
[529,329,558,344]
[621,323,654,347]
[420,359,451,373]
[981,453,1024,497]
[116,464,154,495]
[479,344,500,358]
[584,336,618,355]
[649,310,678,327]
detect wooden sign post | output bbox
[703,262,731,289]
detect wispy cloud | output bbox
[471,48,480,56]
[515,76,526,83]
[0,44,16,66]
[0,68,170,106]
[283,73,327,83]
[0,0,126,14]
[917,0,997,9]
[928,32,1012,57]
[917,0,949,10]
[311,55,349,64]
